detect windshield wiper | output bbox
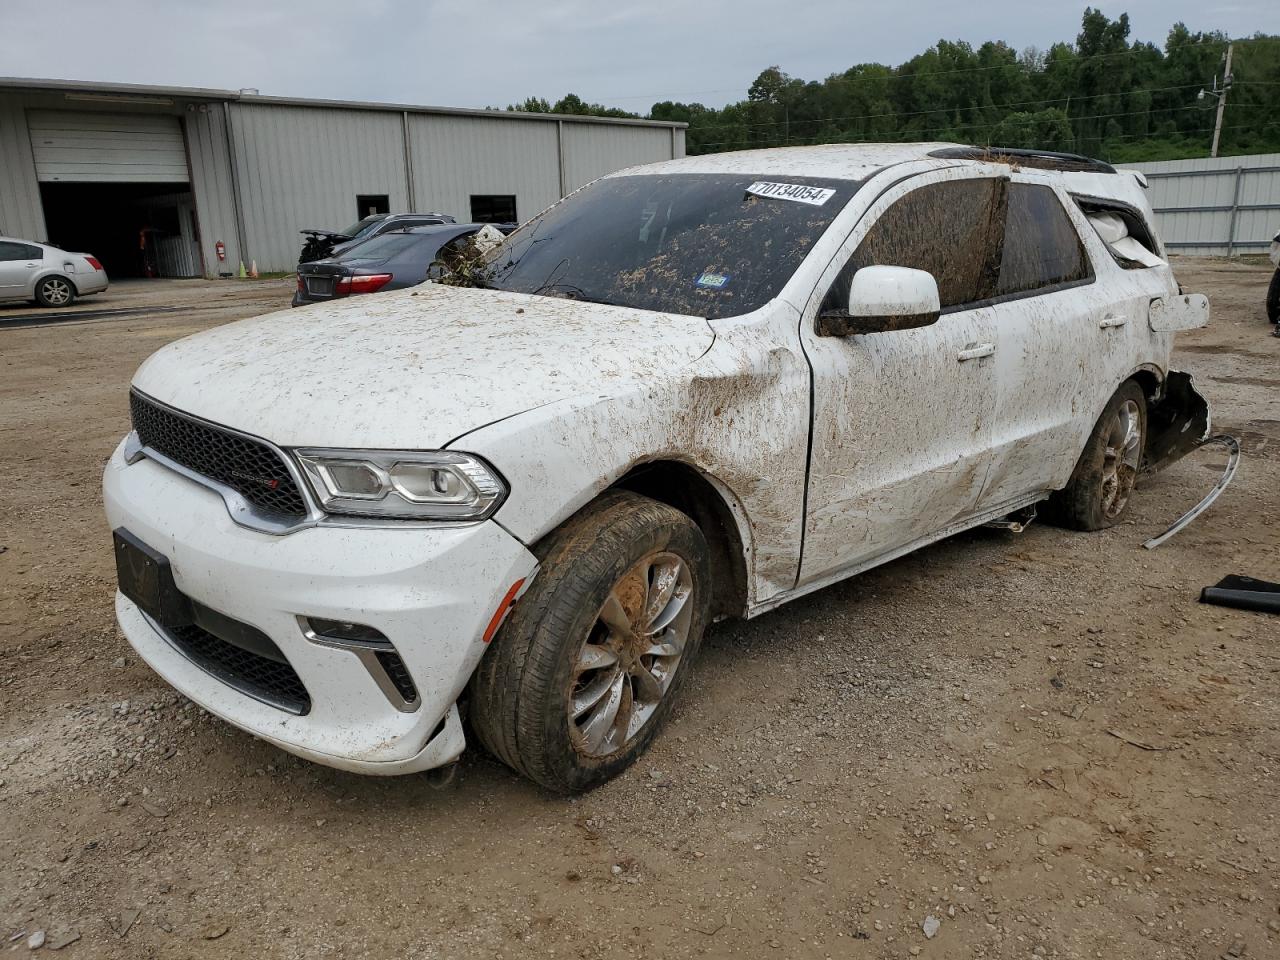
[532,282,625,308]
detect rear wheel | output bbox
[1267,268,1279,324]
[1049,380,1147,531]
[34,275,75,308]
[469,491,711,793]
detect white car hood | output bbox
[132,284,715,449]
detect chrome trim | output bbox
[128,389,324,535]
[122,430,145,464]
[300,621,420,713]
[139,441,320,535]
[126,391,495,536]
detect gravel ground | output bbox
[1,262,1277,959]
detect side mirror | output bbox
[817,265,941,337]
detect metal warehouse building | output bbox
[0,77,686,278]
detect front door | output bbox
[797,168,1007,587]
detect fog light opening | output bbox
[303,617,392,649]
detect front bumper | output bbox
[103,439,538,774]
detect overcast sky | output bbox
[1,0,1269,111]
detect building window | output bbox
[357,194,390,217]
[470,195,517,224]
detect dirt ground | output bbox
[1,263,1277,959]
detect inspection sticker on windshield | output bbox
[746,181,835,206]
[696,272,731,289]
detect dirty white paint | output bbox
[103,443,538,773]
[108,142,1202,774]
[1149,294,1210,333]
[132,285,716,449]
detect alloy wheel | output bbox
[568,552,693,758]
[1100,398,1142,518]
[41,278,72,305]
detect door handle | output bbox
[956,342,995,362]
[1099,314,1128,329]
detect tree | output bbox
[511,10,1280,161]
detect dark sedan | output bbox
[292,224,483,307]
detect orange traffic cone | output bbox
[249,260,259,279]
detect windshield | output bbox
[480,173,861,319]
[339,215,386,239]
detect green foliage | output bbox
[508,9,1280,163]
[506,93,641,120]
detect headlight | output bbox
[293,449,506,520]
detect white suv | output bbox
[104,143,1210,793]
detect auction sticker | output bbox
[696,272,731,289]
[746,181,835,206]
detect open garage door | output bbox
[28,111,200,277]
[28,110,189,183]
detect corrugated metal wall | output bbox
[1,86,685,274]
[1133,153,1280,256]
[182,106,240,275]
[407,113,561,225]
[562,123,678,192]
[227,103,411,272]
[0,96,47,240]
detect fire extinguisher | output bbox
[215,240,226,262]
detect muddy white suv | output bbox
[105,143,1210,793]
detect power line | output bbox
[690,102,1271,150]
[682,82,1208,136]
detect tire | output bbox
[469,491,711,793]
[34,275,75,308]
[1049,380,1148,531]
[1267,268,1280,325]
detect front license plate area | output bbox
[113,528,192,627]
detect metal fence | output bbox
[1132,153,1280,256]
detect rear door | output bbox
[797,168,1007,586]
[974,179,1101,507]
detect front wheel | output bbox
[469,491,711,793]
[1049,380,1147,531]
[1267,268,1279,324]
[34,275,75,308]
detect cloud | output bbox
[1,0,1269,112]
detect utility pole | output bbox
[1211,42,1234,158]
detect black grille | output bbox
[166,620,311,715]
[376,651,419,704]
[130,392,307,520]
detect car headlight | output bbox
[293,449,506,520]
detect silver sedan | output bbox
[0,236,109,307]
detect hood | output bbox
[132,284,714,449]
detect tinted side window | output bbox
[0,241,36,261]
[822,179,1003,314]
[997,184,1090,296]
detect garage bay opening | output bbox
[39,182,201,279]
[28,109,202,278]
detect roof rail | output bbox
[927,146,1116,175]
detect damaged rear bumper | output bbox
[1142,370,1210,473]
